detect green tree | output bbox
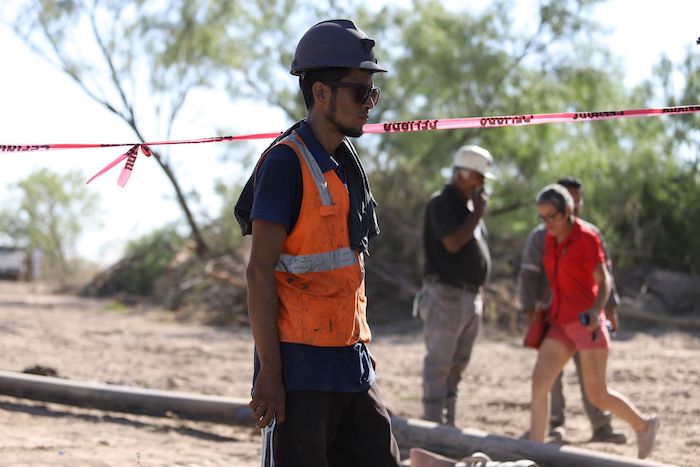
[603,50,700,273]
[0,169,100,281]
[205,180,249,254]
[2,0,303,257]
[191,0,623,303]
[9,0,699,313]
[106,226,187,296]
[354,0,627,304]
[543,49,700,274]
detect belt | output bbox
[434,279,481,294]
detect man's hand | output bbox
[471,187,487,217]
[249,367,286,429]
[442,187,487,253]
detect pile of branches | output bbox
[152,252,249,326]
[83,247,249,326]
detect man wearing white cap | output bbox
[416,145,494,425]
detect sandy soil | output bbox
[0,281,698,466]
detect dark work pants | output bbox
[550,352,613,431]
[273,384,401,467]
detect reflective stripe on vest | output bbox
[287,133,332,206]
[276,246,357,274]
[274,133,357,273]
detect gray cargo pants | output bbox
[417,279,482,425]
[550,352,613,431]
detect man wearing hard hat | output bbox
[235,19,401,466]
[417,144,494,426]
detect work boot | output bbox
[422,402,444,423]
[591,424,627,444]
[636,415,660,459]
[445,397,457,426]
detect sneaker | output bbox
[636,415,660,459]
[548,426,566,442]
[591,425,627,444]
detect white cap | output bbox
[452,145,495,179]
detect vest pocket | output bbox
[300,294,352,346]
[319,204,339,217]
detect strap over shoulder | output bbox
[234,121,303,236]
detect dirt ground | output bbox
[0,280,698,467]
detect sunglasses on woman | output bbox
[538,210,562,223]
[323,81,381,105]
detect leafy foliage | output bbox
[87,226,187,297]
[6,0,700,316]
[354,0,628,304]
[0,169,100,282]
[5,0,309,256]
[201,180,250,255]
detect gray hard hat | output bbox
[290,19,387,76]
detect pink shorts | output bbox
[547,313,610,351]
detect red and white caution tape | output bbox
[363,104,700,133]
[1,104,698,187]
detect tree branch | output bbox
[88,3,137,128]
[240,69,299,122]
[166,82,191,140]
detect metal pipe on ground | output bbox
[391,418,676,467]
[0,371,677,467]
[0,370,255,428]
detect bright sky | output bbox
[0,0,698,266]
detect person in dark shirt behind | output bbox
[416,145,493,426]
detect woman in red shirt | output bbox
[528,184,659,459]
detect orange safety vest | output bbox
[273,132,371,347]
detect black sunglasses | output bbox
[323,81,381,104]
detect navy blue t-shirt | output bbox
[250,120,375,393]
